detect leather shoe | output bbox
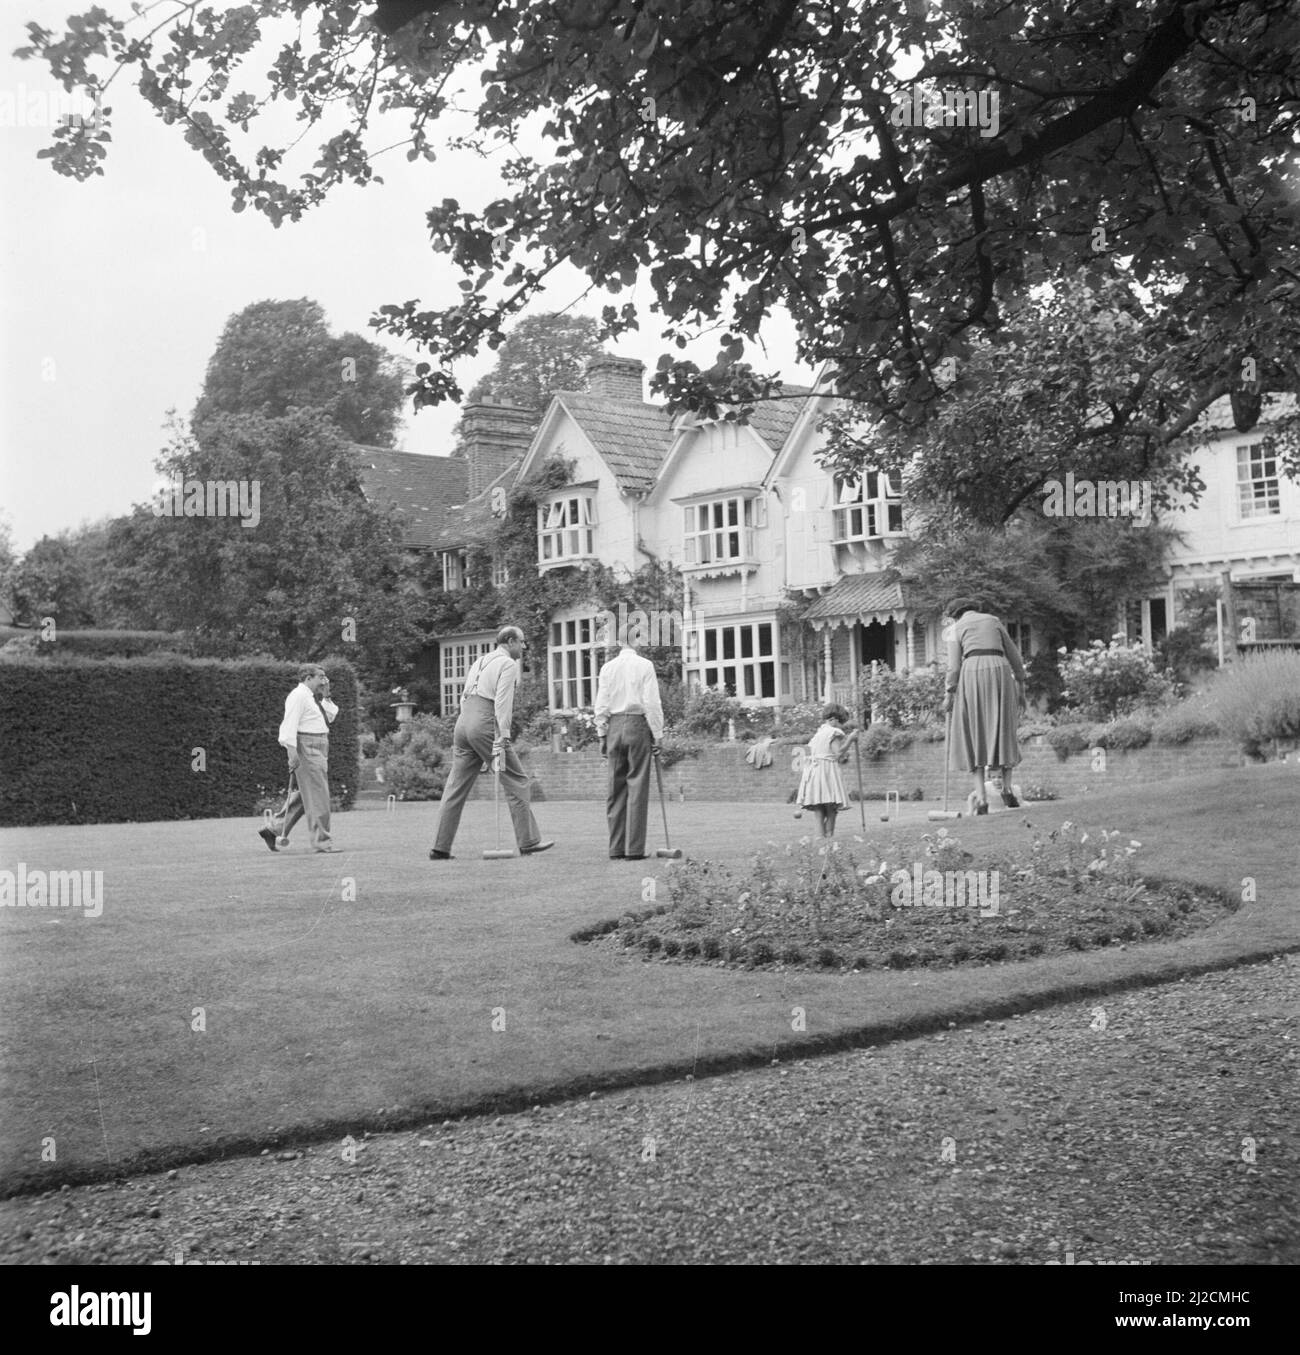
[1000,790,1020,808]
[429,848,454,860]
[520,840,555,854]
[975,801,989,815]
[258,828,278,852]
[314,845,339,853]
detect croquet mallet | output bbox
[651,748,683,859]
[927,705,962,821]
[482,750,515,859]
[853,736,866,830]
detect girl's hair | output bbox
[822,703,850,724]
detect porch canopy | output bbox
[802,572,911,631]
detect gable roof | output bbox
[746,387,813,451]
[355,446,469,550]
[551,392,676,494]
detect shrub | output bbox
[1057,637,1177,718]
[662,937,681,957]
[857,665,945,727]
[700,935,722,959]
[655,731,705,769]
[773,700,825,739]
[679,686,754,738]
[1089,716,1153,750]
[0,655,359,826]
[860,724,911,760]
[1151,699,1221,745]
[748,940,776,966]
[1158,626,1217,688]
[1045,724,1091,757]
[376,713,457,800]
[1205,650,1300,756]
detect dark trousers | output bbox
[434,695,541,852]
[606,713,653,858]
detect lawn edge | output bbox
[4,939,1295,1200]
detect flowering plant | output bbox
[1057,637,1176,719]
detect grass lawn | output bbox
[1,764,1296,1194]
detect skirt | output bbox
[948,654,1021,771]
[798,756,849,809]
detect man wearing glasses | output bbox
[429,625,554,859]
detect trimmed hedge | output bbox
[0,656,359,826]
[0,629,193,659]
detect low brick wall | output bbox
[456,735,1251,803]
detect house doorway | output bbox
[860,620,896,670]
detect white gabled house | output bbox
[512,355,676,711]
[1137,394,1300,654]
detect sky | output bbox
[0,2,816,552]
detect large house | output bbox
[363,359,1300,718]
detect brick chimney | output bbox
[583,354,646,402]
[459,398,537,498]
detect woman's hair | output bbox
[822,703,850,724]
[945,596,986,620]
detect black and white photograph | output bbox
[0,0,1296,1311]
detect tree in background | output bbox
[20,1,1300,506]
[103,410,419,679]
[8,534,97,629]
[886,515,1177,706]
[194,299,411,448]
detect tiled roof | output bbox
[553,392,676,494]
[431,461,522,550]
[747,386,813,450]
[803,572,909,626]
[355,446,469,550]
[1192,392,1295,435]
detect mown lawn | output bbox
[0,764,1295,1193]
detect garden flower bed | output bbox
[575,821,1238,972]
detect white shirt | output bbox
[278,683,338,749]
[461,645,520,740]
[593,646,665,741]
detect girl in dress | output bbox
[796,704,860,838]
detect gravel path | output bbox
[3,954,1295,1265]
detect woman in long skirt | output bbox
[942,599,1027,813]
[797,704,860,837]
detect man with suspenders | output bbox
[429,625,554,860]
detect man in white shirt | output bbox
[430,625,553,859]
[260,673,338,852]
[594,630,664,860]
[270,664,337,853]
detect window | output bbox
[831,472,903,541]
[683,495,762,566]
[1237,443,1280,519]
[549,615,604,710]
[685,620,776,700]
[441,550,469,591]
[440,636,492,715]
[1005,620,1031,657]
[491,552,509,588]
[538,494,596,564]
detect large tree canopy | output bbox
[195,298,411,447]
[19,0,1300,498]
[450,310,604,451]
[104,410,420,675]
